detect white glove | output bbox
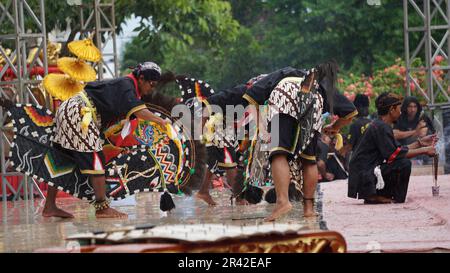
[374,166,385,190]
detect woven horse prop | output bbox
[2,100,197,209]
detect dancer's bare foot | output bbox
[303,198,318,217]
[95,207,128,219]
[196,192,217,206]
[42,207,74,218]
[303,207,318,217]
[264,202,292,222]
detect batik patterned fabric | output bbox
[206,124,238,149]
[244,141,271,186]
[7,104,94,199]
[53,92,103,152]
[268,77,324,158]
[289,159,303,189]
[243,143,305,188]
[268,77,305,121]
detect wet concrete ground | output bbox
[0,188,324,252]
[321,175,450,253]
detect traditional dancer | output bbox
[242,61,356,221]
[4,38,202,217]
[198,73,312,207]
[178,79,262,206]
[347,92,437,204]
[44,62,168,218]
[197,114,246,206]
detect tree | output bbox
[119,0,239,67]
[251,0,409,74]
[123,1,418,90]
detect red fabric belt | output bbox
[388,147,401,164]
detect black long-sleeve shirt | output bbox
[85,76,147,129]
[348,119,409,199]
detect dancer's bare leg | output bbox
[265,154,292,221]
[302,160,319,217]
[196,171,217,206]
[227,168,248,205]
[90,175,127,218]
[42,185,74,218]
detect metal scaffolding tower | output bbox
[0,0,119,206]
[79,0,119,79]
[404,0,450,108]
[404,0,450,173]
[0,0,48,203]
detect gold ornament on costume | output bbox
[45,42,62,65]
[26,47,40,65]
[0,47,14,65]
[334,133,343,151]
[43,73,84,101]
[68,38,102,63]
[202,113,223,144]
[57,57,97,82]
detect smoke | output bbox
[432,116,446,163]
[436,108,450,174]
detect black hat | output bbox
[354,94,369,108]
[133,62,161,81]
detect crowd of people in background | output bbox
[315,93,436,183]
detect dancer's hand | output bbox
[414,120,427,136]
[419,134,438,147]
[323,123,339,135]
[424,146,437,156]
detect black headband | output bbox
[376,93,403,111]
[133,62,161,81]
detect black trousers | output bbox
[378,158,412,203]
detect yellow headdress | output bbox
[43,74,85,101]
[57,57,97,82]
[68,38,102,63]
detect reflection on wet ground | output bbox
[0,187,324,252]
